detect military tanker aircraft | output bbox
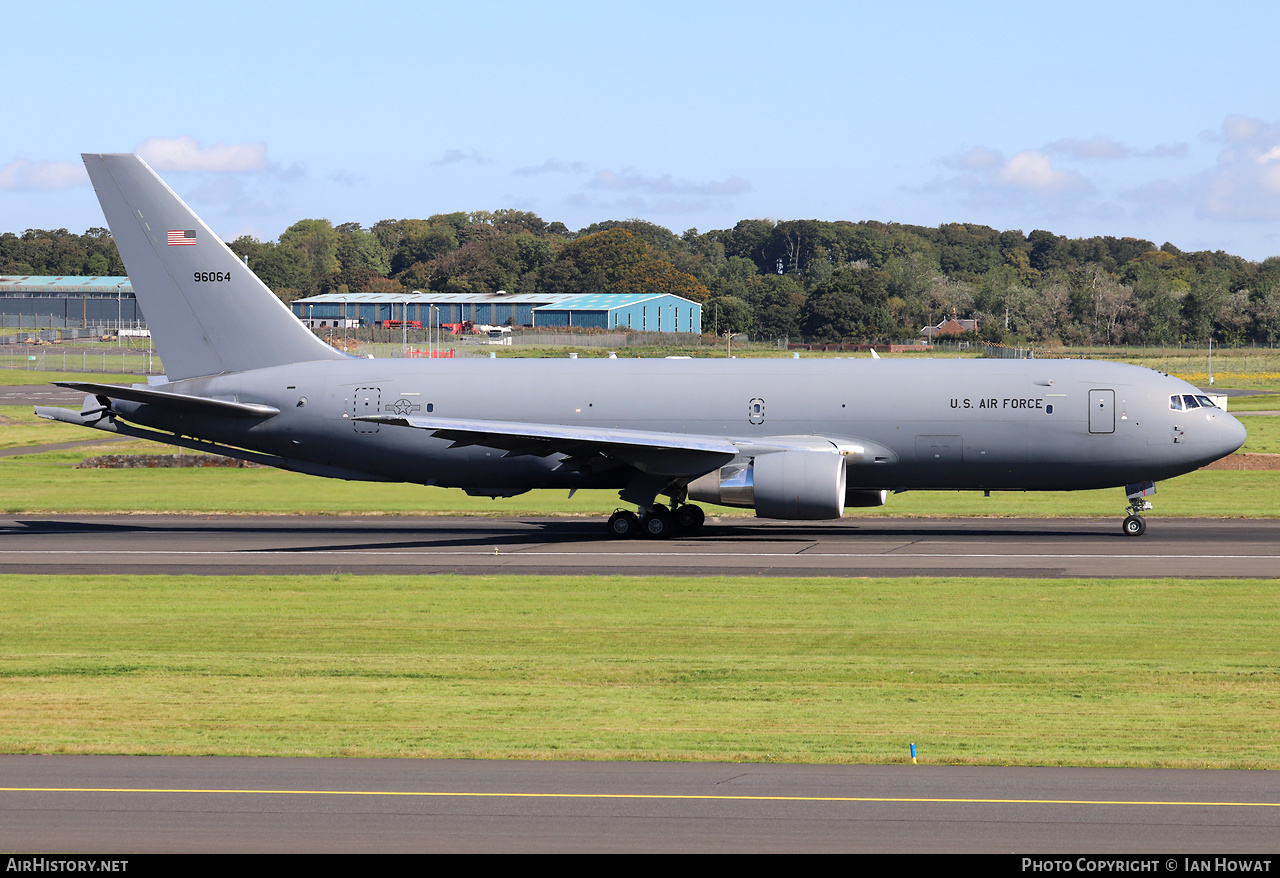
[35,154,1248,537]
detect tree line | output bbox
[5,214,1280,346]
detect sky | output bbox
[5,0,1280,261]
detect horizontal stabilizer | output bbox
[54,382,279,418]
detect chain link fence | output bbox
[0,346,160,374]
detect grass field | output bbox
[1224,393,1280,412]
[0,369,133,387]
[1023,345,1280,393]
[2,365,1277,770]
[3,459,1279,518]
[2,574,1275,767]
[1229,412,1280,452]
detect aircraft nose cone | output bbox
[1218,413,1248,457]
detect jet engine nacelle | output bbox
[687,450,848,520]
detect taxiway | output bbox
[1,514,1276,577]
[2,756,1276,853]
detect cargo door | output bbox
[349,387,381,433]
[915,435,964,488]
[1089,389,1115,434]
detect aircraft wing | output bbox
[356,414,896,478]
[357,414,741,477]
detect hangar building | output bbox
[0,277,704,336]
[291,291,702,333]
[0,276,143,329]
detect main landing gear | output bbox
[607,503,705,539]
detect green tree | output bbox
[800,264,894,341]
[1253,283,1280,343]
[576,219,682,255]
[612,260,711,303]
[713,219,776,273]
[542,228,651,293]
[745,274,804,340]
[230,236,311,304]
[705,295,752,335]
[279,219,342,295]
[381,220,459,275]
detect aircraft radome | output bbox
[36,154,1248,538]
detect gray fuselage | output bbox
[111,356,1247,495]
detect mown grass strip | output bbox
[3,453,1279,516]
[2,574,1276,768]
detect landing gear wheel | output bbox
[1122,514,1146,537]
[674,504,705,534]
[641,508,674,539]
[607,510,639,539]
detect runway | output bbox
[2,514,1277,577]
[2,756,1277,853]
[5,514,1277,853]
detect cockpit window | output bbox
[1170,395,1184,411]
[1195,395,1218,408]
[1182,394,1201,409]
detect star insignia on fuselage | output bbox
[387,399,422,416]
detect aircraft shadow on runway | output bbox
[3,516,1187,554]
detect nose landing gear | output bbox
[1122,512,1147,537]
[1122,481,1156,537]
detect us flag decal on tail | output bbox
[167,229,196,245]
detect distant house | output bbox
[919,317,978,340]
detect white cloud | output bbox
[1044,136,1188,160]
[995,151,1090,193]
[513,158,587,176]
[1044,136,1128,160]
[936,146,1092,208]
[587,168,750,196]
[431,148,489,167]
[186,176,285,217]
[135,136,266,173]
[1143,143,1190,159]
[329,169,366,186]
[1124,179,1188,215]
[1192,115,1280,221]
[0,158,86,191]
[950,145,1003,171]
[561,166,750,215]
[566,191,718,216]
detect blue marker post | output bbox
[910,743,917,765]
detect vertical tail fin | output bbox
[82,153,347,381]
